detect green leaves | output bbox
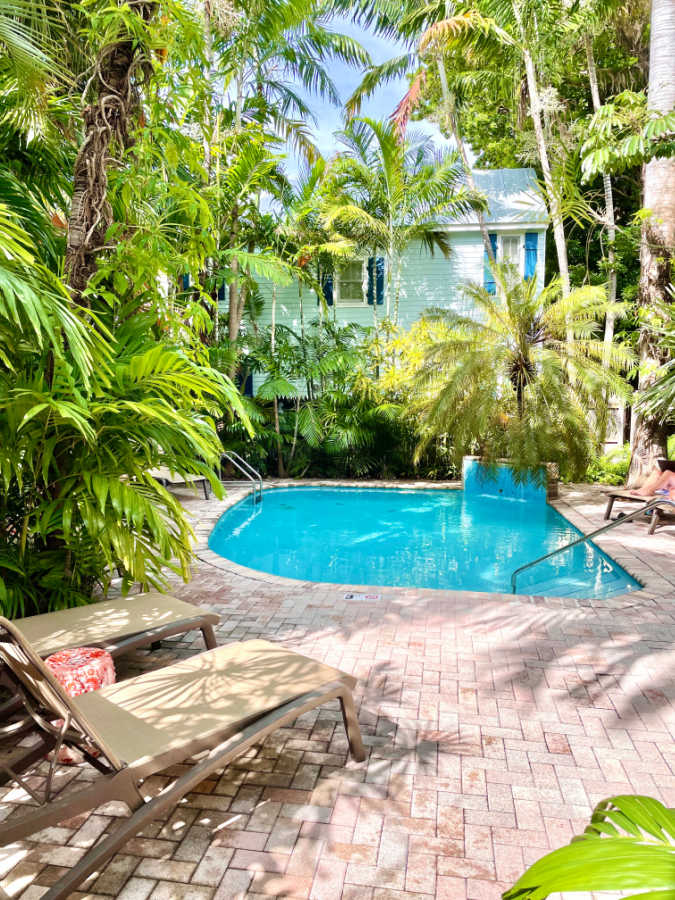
[580,91,675,180]
[394,264,634,479]
[0,201,96,380]
[504,796,675,900]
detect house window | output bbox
[500,235,523,274]
[336,259,366,305]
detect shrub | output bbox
[585,443,631,485]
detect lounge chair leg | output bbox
[0,771,130,845]
[203,479,210,500]
[604,496,615,520]
[649,510,659,535]
[201,624,217,650]
[339,689,366,762]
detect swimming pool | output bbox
[208,486,641,600]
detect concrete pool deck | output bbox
[1,481,674,899]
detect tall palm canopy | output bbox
[321,117,484,322]
[392,264,633,479]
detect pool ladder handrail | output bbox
[510,497,675,594]
[222,450,263,504]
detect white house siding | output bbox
[231,226,547,395]
[232,228,547,334]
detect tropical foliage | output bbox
[340,0,673,478]
[504,794,675,899]
[0,0,672,617]
[383,264,634,479]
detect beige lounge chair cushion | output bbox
[17,594,218,658]
[76,640,354,766]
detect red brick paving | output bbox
[0,482,673,898]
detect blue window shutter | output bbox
[524,232,538,281]
[217,283,225,303]
[484,234,497,294]
[376,257,385,305]
[321,271,333,306]
[181,273,190,291]
[367,257,374,304]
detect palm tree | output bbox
[209,0,370,343]
[629,0,675,482]
[322,117,483,324]
[396,264,633,478]
[417,0,573,298]
[344,2,497,268]
[275,158,354,349]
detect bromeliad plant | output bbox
[390,263,634,480]
[504,794,675,899]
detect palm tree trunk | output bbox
[393,254,403,325]
[629,0,675,482]
[66,1,156,302]
[584,35,618,349]
[386,237,394,318]
[437,57,495,265]
[512,1,571,297]
[270,284,285,478]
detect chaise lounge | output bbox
[0,618,365,900]
[14,591,219,658]
[604,489,675,534]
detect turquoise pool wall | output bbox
[462,457,547,503]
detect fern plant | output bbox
[504,795,675,899]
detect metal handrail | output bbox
[511,497,675,594]
[222,450,263,504]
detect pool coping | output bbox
[189,479,674,611]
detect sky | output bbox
[289,16,451,168]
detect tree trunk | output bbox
[584,35,618,349]
[393,254,403,325]
[512,1,571,296]
[227,204,240,354]
[629,0,675,483]
[385,239,393,318]
[270,284,286,477]
[437,57,495,265]
[66,1,156,302]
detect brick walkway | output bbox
[1,483,674,899]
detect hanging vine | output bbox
[66,0,156,303]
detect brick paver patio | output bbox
[1,482,673,899]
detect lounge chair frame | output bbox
[14,592,219,659]
[0,594,219,754]
[0,619,365,900]
[604,489,675,534]
[150,466,211,500]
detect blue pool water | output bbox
[208,487,641,599]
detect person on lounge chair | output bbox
[630,468,675,498]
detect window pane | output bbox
[502,236,520,266]
[340,261,364,302]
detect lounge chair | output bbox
[0,594,220,776]
[14,591,219,658]
[604,489,675,534]
[0,619,365,900]
[149,466,211,499]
